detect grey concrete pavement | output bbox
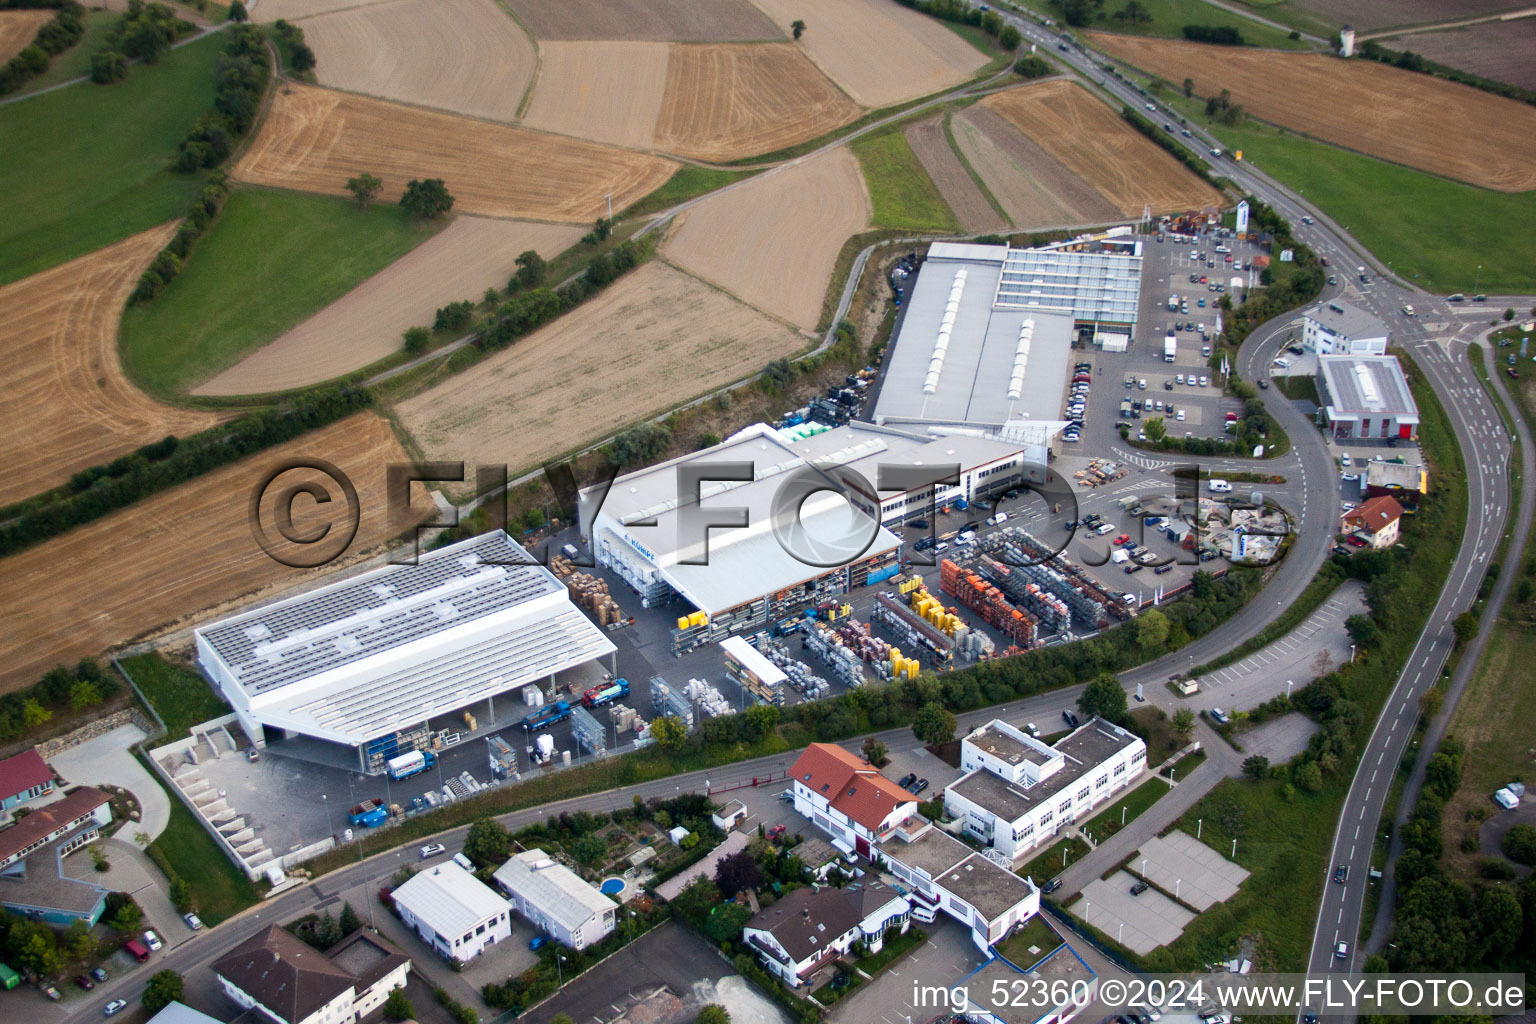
[51,724,170,841]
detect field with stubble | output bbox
[1088,32,1536,192]
[979,81,1224,214]
[0,9,50,63]
[0,412,411,693]
[251,0,395,22]
[504,0,781,41]
[234,84,678,221]
[195,216,581,396]
[304,0,535,122]
[903,115,1001,232]
[396,262,804,475]
[950,105,1122,228]
[748,0,987,107]
[653,44,861,161]
[522,41,671,150]
[662,147,870,330]
[1379,18,1536,92]
[0,225,222,508]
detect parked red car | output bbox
[1113,534,1131,546]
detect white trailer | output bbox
[1164,333,1177,363]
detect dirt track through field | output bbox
[980,81,1224,214]
[304,0,535,123]
[504,0,782,42]
[1088,33,1536,192]
[522,41,670,150]
[951,106,1122,229]
[1380,18,1536,92]
[0,225,222,509]
[1279,0,1522,33]
[396,262,804,475]
[195,216,581,396]
[904,115,1003,232]
[654,43,861,161]
[251,0,394,21]
[0,412,411,693]
[662,147,870,330]
[234,84,678,222]
[748,0,987,107]
[0,9,50,64]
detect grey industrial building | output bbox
[1316,354,1419,441]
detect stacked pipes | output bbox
[566,570,622,626]
[939,559,1037,647]
[683,678,731,718]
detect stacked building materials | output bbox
[566,571,623,626]
[609,703,646,734]
[977,558,1071,633]
[683,678,732,718]
[871,592,953,663]
[939,560,1037,647]
[486,735,518,779]
[549,554,577,580]
[648,676,694,730]
[758,637,830,700]
[806,623,867,688]
[991,528,1127,623]
[953,626,994,661]
[569,705,607,756]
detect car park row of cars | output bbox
[1063,361,1093,443]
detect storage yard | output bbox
[503,0,782,42]
[0,413,411,693]
[303,0,536,123]
[652,43,861,161]
[903,115,1001,232]
[0,224,222,507]
[949,105,1121,229]
[662,147,870,329]
[977,81,1224,215]
[234,84,678,222]
[749,0,989,108]
[1378,18,1536,92]
[1088,33,1536,192]
[521,41,671,150]
[194,216,581,396]
[0,8,50,64]
[395,262,805,475]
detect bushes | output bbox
[172,25,267,172]
[90,48,127,82]
[0,657,121,743]
[473,239,648,355]
[1183,25,1246,45]
[131,175,229,301]
[1013,54,1052,79]
[1120,106,1217,184]
[433,300,475,334]
[0,0,82,94]
[103,1,194,68]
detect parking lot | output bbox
[1072,871,1194,956]
[1130,832,1252,912]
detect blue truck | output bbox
[521,699,573,732]
[348,798,388,828]
[386,749,437,780]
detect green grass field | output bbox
[620,165,757,221]
[146,785,260,925]
[1079,776,1173,844]
[14,9,118,95]
[119,188,440,398]
[851,128,960,234]
[0,32,224,286]
[119,651,229,740]
[1007,0,1310,48]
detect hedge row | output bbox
[1357,39,1536,110]
[1119,106,1218,186]
[0,657,122,743]
[0,0,82,94]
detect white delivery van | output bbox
[1208,479,1233,493]
[989,512,1007,526]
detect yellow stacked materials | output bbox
[677,616,691,630]
[689,611,708,627]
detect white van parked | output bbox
[1208,479,1233,493]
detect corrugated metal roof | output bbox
[493,850,614,932]
[392,862,509,939]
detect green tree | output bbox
[1171,707,1196,742]
[1295,759,1324,792]
[998,25,1021,49]
[1242,754,1270,779]
[714,850,763,896]
[1144,416,1166,443]
[1345,613,1378,647]
[290,43,316,73]
[7,920,61,977]
[401,178,454,218]
[696,1006,731,1024]
[69,678,102,711]
[90,49,129,84]
[1504,307,1516,321]
[512,249,546,290]
[169,877,193,913]
[21,698,51,728]
[228,0,249,22]
[142,970,184,1013]
[346,172,382,209]
[790,19,805,40]
[1182,77,1194,98]
[63,919,95,961]
[403,325,431,354]
[1452,611,1478,646]
[384,989,415,1021]
[1476,886,1522,955]
[339,901,362,935]
[1077,674,1127,723]
[651,715,688,752]
[912,702,956,746]
[861,737,888,767]
[1502,824,1536,865]
[740,703,779,741]
[1136,608,1170,652]
[464,816,511,866]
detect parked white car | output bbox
[1208,479,1233,493]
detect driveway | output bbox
[51,723,170,841]
[64,839,183,948]
[828,917,986,1024]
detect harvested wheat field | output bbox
[1380,19,1536,93]
[655,44,861,161]
[0,9,50,63]
[663,147,869,330]
[0,412,411,692]
[505,0,781,42]
[950,106,1121,229]
[305,0,535,122]
[397,262,803,475]
[196,217,581,397]
[522,41,670,150]
[251,0,395,22]
[235,84,678,222]
[1088,33,1536,192]
[749,0,987,107]
[0,225,222,509]
[904,116,1002,232]
[979,81,1223,214]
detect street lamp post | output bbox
[1175,879,1181,900]
[1197,818,1202,840]
[1232,838,1238,858]
[1475,265,1482,294]
[322,794,333,839]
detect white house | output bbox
[788,743,919,861]
[391,861,512,964]
[741,881,910,988]
[878,824,1040,952]
[1302,300,1388,355]
[213,926,409,1024]
[711,799,748,832]
[494,849,616,950]
[944,718,1146,867]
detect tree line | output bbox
[87,0,196,84]
[0,657,121,743]
[0,0,83,94]
[1356,38,1536,110]
[1182,25,1246,46]
[894,0,1022,50]
[1118,106,1218,185]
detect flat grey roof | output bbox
[1306,300,1387,341]
[963,945,1096,1023]
[934,852,1038,921]
[995,247,1142,326]
[882,825,974,879]
[969,724,1052,766]
[951,769,1036,821]
[1318,355,1419,418]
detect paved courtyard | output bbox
[51,723,171,841]
[1130,832,1251,912]
[827,917,987,1024]
[1073,871,1193,955]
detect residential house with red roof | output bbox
[787,743,918,860]
[0,749,54,819]
[1342,495,1404,549]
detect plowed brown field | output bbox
[748,0,987,107]
[904,116,1002,232]
[504,0,782,42]
[1381,19,1536,92]
[662,147,870,330]
[234,84,678,222]
[0,412,411,693]
[1088,33,1536,192]
[522,41,670,150]
[654,43,861,161]
[305,0,535,123]
[0,9,50,63]
[950,106,1121,229]
[0,225,222,509]
[396,262,803,475]
[195,217,581,396]
[979,81,1224,214]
